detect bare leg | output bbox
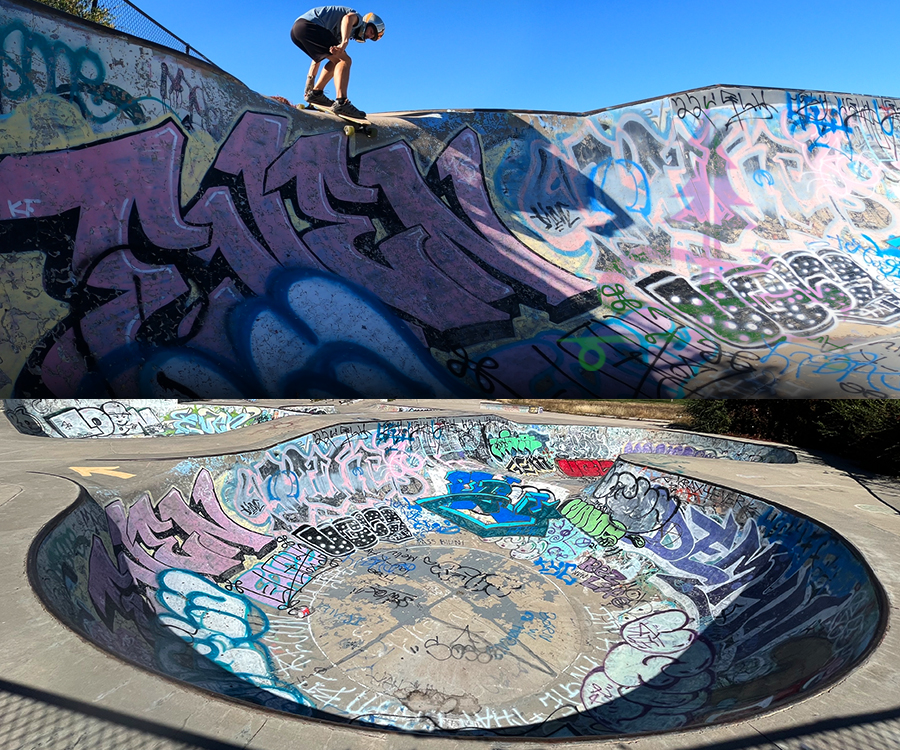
[314,60,337,91]
[312,50,352,100]
[333,57,351,99]
[305,59,320,93]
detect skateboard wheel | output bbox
[343,124,355,137]
[367,126,378,138]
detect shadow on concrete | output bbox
[3,674,900,750]
[681,706,900,750]
[0,677,249,750]
[804,449,900,514]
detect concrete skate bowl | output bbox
[31,416,886,739]
[3,0,900,400]
[3,399,334,438]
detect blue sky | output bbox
[133,0,899,116]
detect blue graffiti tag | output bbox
[155,569,314,708]
[417,471,561,537]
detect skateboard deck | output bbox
[306,102,377,138]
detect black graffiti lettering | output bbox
[291,505,412,557]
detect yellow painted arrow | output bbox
[69,466,136,479]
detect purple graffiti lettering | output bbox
[104,468,275,586]
[0,122,209,279]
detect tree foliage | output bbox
[685,400,900,476]
[36,0,115,27]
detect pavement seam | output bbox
[750,725,786,750]
[243,717,267,748]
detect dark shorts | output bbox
[291,19,339,63]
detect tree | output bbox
[36,0,115,27]
[685,400,900,476]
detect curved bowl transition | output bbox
[32,417,885,738]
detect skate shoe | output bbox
[306,89,334,107]
[332,99,366,119]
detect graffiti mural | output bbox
[557,458,616,478]
[416,470,563,537]
[4,399,293,437]
[156,569,314,708]
[2,1,899,397]
[580,609,715,733]
[291,506,413,556]
[33,415,884,736]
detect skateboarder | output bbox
[291,6,385,119]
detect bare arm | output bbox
[337,13,360,48]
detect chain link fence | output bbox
[3,674,900,750]
[80,0,215,66]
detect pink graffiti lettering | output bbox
[104,467,275,588]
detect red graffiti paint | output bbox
[556,458,615,477]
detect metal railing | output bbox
[82,0,215,66]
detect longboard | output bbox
[305,102,377,138]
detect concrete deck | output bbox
[0,400,898,750]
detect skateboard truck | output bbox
[341,122,377,138]
[306,102,378,138]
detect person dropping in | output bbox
[290,6,385,119]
